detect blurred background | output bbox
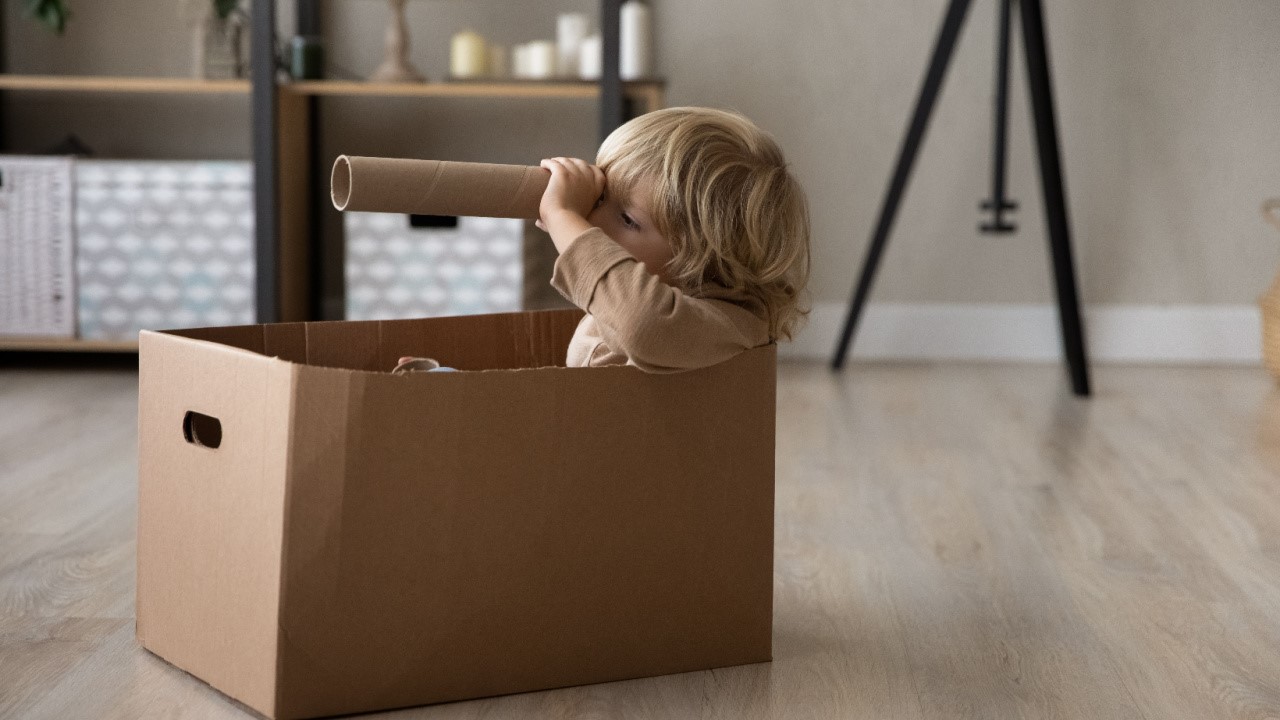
[5,0,1277,363]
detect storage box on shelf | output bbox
[0,155,257,346]
[75,160,256,341]
[345,213,523,320]
[0,156,76,339]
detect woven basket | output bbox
[1261,199,1280,378]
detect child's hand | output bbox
[537,157,605,237]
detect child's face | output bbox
[589,179,674,284]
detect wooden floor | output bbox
[3,359,1280,719]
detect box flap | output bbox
[166,309,583,373]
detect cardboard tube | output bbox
[331,155,550,219]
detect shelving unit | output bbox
[1,0,649,351]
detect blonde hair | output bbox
[596,107,811,341]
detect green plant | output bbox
[25,1,241,35]
[213,0,242,21]
[25,0,70,35]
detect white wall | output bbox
[653,0,1280,308]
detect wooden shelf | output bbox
[286,79,664,100]
[0,74,250,95]
[0,75,664,100]
[0,337,138,353]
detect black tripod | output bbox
[830,0,1091,396]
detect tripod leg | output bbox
[980,0,1017,234]
[832,0,974,369]
[1017,0,1091,395]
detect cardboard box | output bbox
[137,309,776,719]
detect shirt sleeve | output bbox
[550,227,767,372]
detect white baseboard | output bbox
[783,303,1262,364]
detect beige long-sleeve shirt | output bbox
[550,227,770,373]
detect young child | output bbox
[537,107,810,372]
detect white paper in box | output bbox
[0,156,76,337]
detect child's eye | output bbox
[621,213,639,230]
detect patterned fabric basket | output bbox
[1261,199,1280,379]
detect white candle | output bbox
[578,34,602,80]
[512,44,529,79]
[556,13,589,78]
[525,40,556,80]
[450,30,487,79]
[620,0,652,80]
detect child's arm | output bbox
[551,229,767,371]
[538,158,767,372]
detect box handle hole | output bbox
[183,411,222,449]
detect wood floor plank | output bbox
[2,361,1279,719]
